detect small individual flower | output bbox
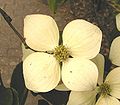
[23,14,102,92]
[67,37,120,105]
[96,67,120,105]
[67,55,120,105]
[116,13,120,31]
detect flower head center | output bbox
[98,83,111,96]
[54,45,69,62]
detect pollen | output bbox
[53,45,70,62]
[98,83,111,96]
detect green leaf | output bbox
[0,87,13,105]
[0,71,19,105]
[40,89,70,105]
[11,88,19,105]
[48,0,57,14]
[0,87,20,105]
[10,62,28,105]
[48,0,68,13]
[38,100,49,105]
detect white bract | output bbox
[116,13,120,31]
[23,14,102,92]
[67,37,120,105]
[109,13,120,66]
[109,36,120,66]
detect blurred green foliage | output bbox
[48,0,67,13]
[108,0,120,12]
[47,0,120,14]
[0,72,19,105]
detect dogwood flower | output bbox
[23,14,102,92]
[67,37,120,105]
[67,67,120,105]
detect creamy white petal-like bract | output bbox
[24,14,59,51]
[105,67,120,99]
[96,95,120,105]
[67,91,96,105]
[109,36,120,66]
[62,58,98,91]
[92,54,104,85]
[116,13,120,31]
[55,83,70,91]
[23,52,60,92]
[63,19,102,59]
[22,44,34,60]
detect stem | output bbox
[0,8,36,51]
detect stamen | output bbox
[53,45,70,62]
[98,83,111,96]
